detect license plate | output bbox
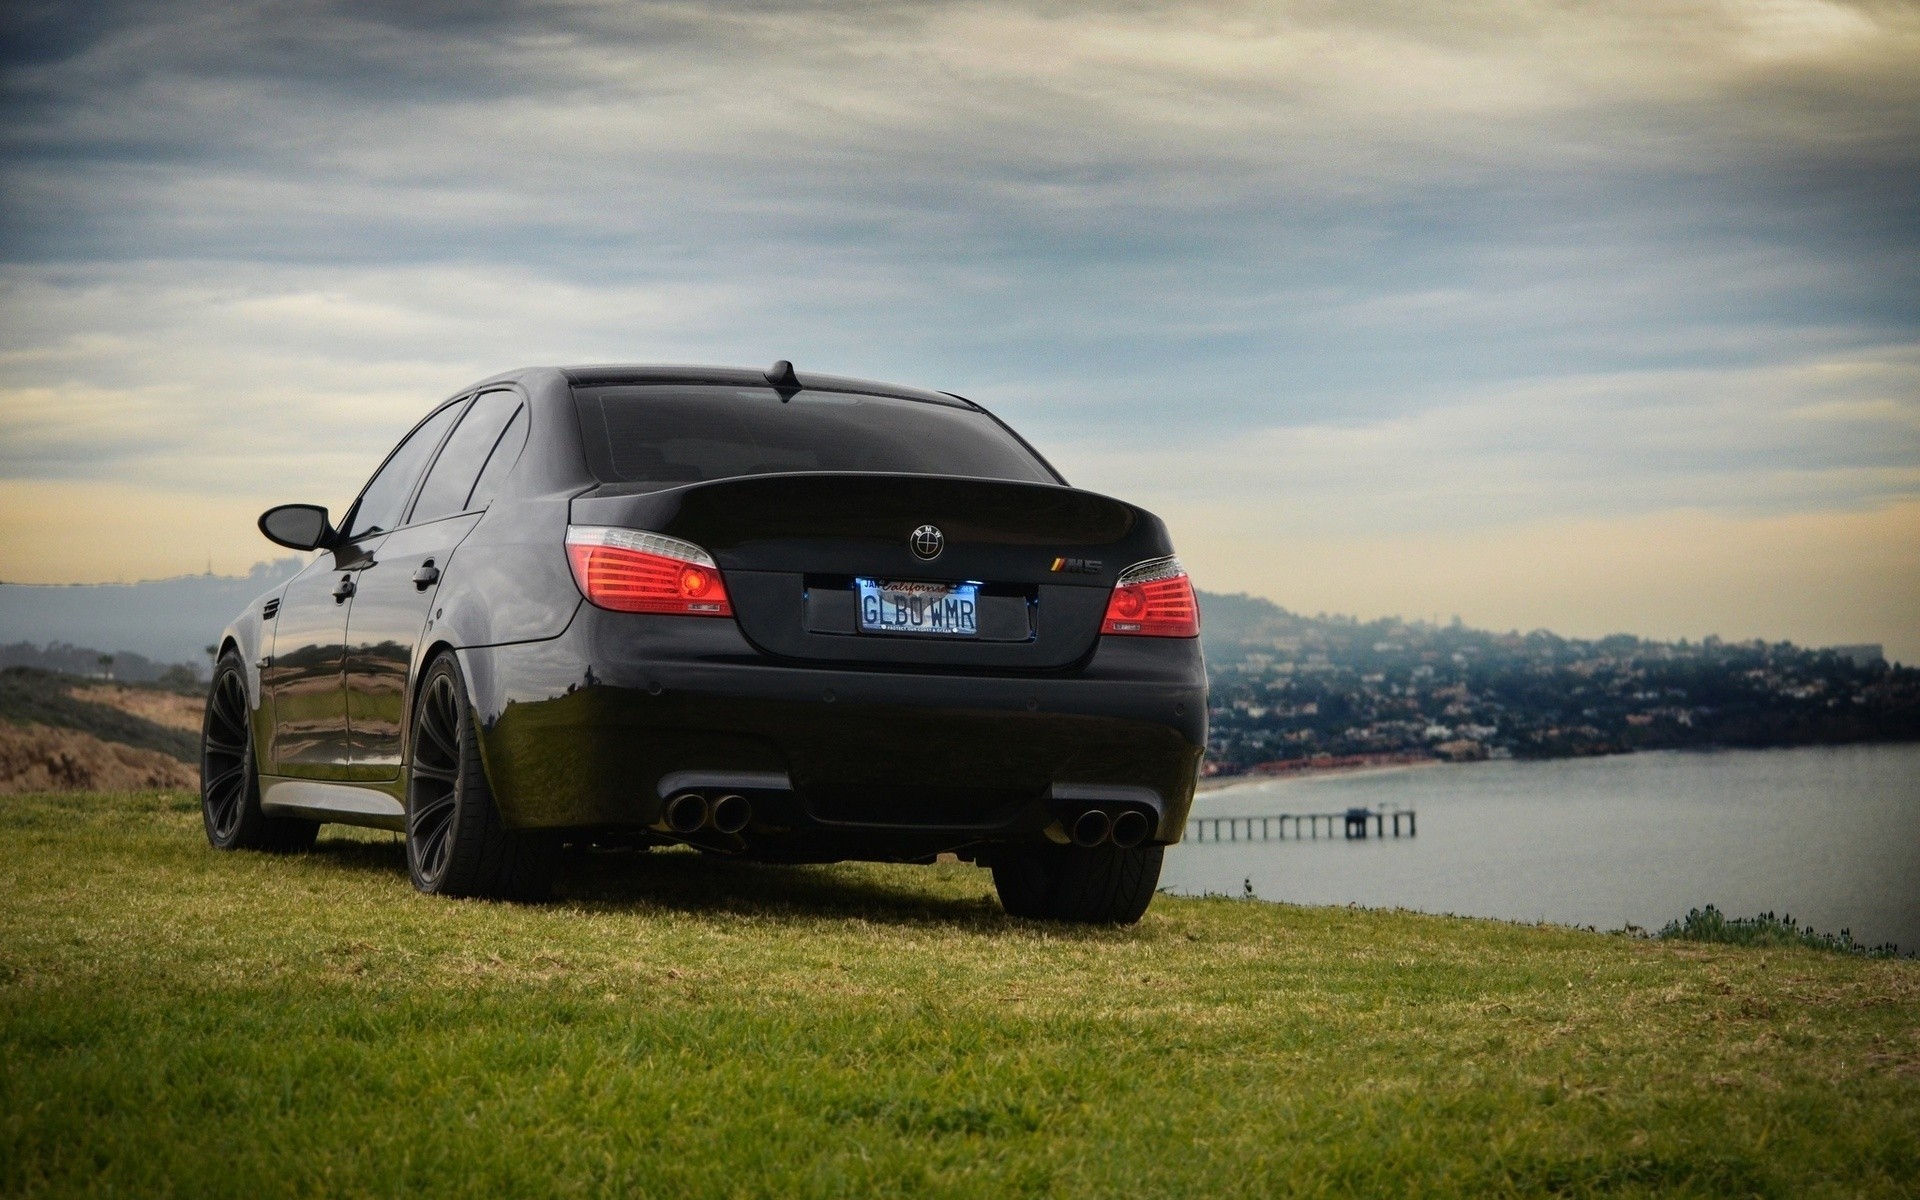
[857,578,980,637]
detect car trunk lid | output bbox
[569,473,1173,669]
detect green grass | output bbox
[3,792,1917,1198]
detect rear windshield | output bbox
[573,385,1058,488]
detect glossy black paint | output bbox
[219,363,1208,860]
[571,472,1164,672]
[458,607,1203,861]
[265,544,361,777]
[257,503,334,551]
[343,513,480,775]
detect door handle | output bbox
[412,560,440,590]
[331,576,356,603]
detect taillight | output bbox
[565,526,733,617]
[1101,556,1199,637]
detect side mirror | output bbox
[258,504,335,551]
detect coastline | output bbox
[1164,742,1920,952]
[1196,756,1445,795]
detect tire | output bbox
[990,842,1164,924]
[201,650,318,853]
[406,652,557,901]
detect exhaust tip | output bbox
[1110,809,1151,849]
[664,792,709,834]
[1070,808,1112,848]
[709,793,752,835]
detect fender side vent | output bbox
[262,598,280,620]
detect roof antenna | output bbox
[764,359,800,399]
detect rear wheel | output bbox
[406,652,557,901]
[990,842,1163,924]
[201,650,317,853]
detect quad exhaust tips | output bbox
[665,792,709,834]
[1049,783,1163,851]
[1109,809,1151,849]
[1070,808,1112,848]
[1068,806,1153,849]
[655,772,787,838]
[709,793,751,835]
[664,791,754,836]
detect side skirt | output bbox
[259,776,407,831]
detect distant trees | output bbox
[1200,590,1919,770]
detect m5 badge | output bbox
[1049,557,1102,575]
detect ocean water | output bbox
[1161,742,1920,951]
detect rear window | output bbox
[573,385,1057,488]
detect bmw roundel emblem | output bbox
[909,524,944,560]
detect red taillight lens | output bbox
[1101,557,1199,637]
[565,527,733,617]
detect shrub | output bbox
[1657,904,1901,958]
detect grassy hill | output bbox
[2,791,1915,1197]
[0,667,198,762]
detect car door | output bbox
[270,398,465,780]
[344,390,526,776]
[265,543,369,778]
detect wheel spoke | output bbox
[205,772,242,835]
[201,664,256,842]
[408,665,473,886]
[204,762,246,795]
[417,818,453,875]
[208,701,243,744]
[425,687,460,750]
[411,788,457,821]
[211,676,248,739]
[411,783,456,875]
[411,761,458,784]
[418,715,458,766]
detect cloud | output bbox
[0,0,1914,651]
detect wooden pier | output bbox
[1186,806,1416,843]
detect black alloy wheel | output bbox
[201,650,317,853]
[990,842,1164,924]
[406,652,557,901]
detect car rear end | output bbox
[470,374,1207,866]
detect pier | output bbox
[1187,806,1417,843]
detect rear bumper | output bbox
[459,607,1206,859]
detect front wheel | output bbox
[201,650,317,853]
[990,842,1163,924]
[406,652,557,901]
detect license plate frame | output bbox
[856,578,981,638]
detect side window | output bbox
[408,391,523,525]
[343,401,466,541]
[464,403,529,512]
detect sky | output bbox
[1,0,1916,659]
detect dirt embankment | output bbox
[0,723,198,793]
[67,685,204,733]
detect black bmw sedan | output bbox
[204,362,1206,923]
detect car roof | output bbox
[555,364,968,407]
[406,364,1055,499]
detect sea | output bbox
[1161,742,1920,952]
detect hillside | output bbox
[0,725,197,792]
[1,790,1914,1197]
[1198,592,1920,773]
[0,667,199,793]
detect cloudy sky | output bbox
[2,0,1916,657]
